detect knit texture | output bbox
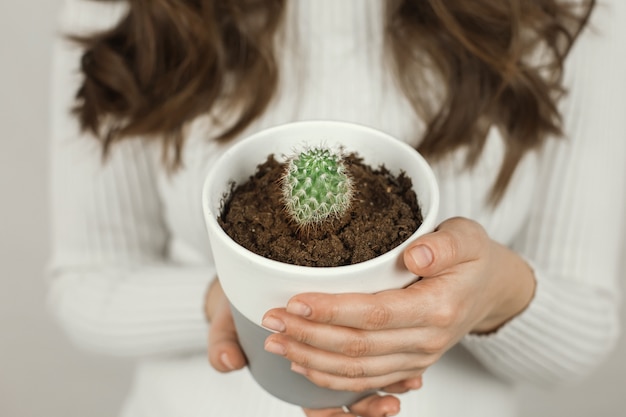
[48,1,626,416]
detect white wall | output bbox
[0,1,624,416]
[0,2,130,417]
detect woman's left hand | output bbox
[261,217,536,392]
[206,279,419,417]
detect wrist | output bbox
[472,241,536,334]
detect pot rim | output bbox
[202,120,440,280]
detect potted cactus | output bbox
[281,147,354,232]
[202,120,439,408]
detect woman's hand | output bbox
[206,279,247,372]
[301,376,422,417]
[205,280,414,417]
[261,217,536,392]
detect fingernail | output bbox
[291,363,308,375]
[262,316,286,332]
[286,300,312,317]
[220,352,235,370]
[409,245,433,268]
[264,340,287,356]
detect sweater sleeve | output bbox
[462,0,626,385]
[47,0,213,357]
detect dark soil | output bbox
[218,154,422,267]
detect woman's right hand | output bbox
[302,377,421,417]
[205,279,421,416]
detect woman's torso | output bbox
[125,1,538,416]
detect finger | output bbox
[263,310,444,357]
[403,217,488,277]
[381,376,423,394]
[304,394,401,417]
[282,288,431,331]
[302,406,354,417]
[208,305,247,372]
[348,393,401,417]
[265,332,427,378]
[292,363,420,393]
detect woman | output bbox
[48,1,625,416]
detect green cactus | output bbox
[281,147,354,228]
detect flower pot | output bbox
[202,120,439,409]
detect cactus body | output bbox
[281,147,354,227]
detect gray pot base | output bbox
[230,304,376,409]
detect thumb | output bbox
[403,217,487,277]
[208,301,247,373]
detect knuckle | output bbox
[339,360,367,379]
[364,304,393,329]
[453,218,489,254]
[293,352,311,369]
[432,302,457,328]
[283,340,312,367]
[323,302,341,324]
[290,325,313,345]
[343,333,371,357]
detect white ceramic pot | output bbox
[202,120,439,408]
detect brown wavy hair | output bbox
[73,0,595,201]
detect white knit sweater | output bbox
[48,1,626,416]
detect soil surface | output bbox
[218,154,423,267]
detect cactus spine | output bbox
[281,147,354,228]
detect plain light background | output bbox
[0,1,624,416]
